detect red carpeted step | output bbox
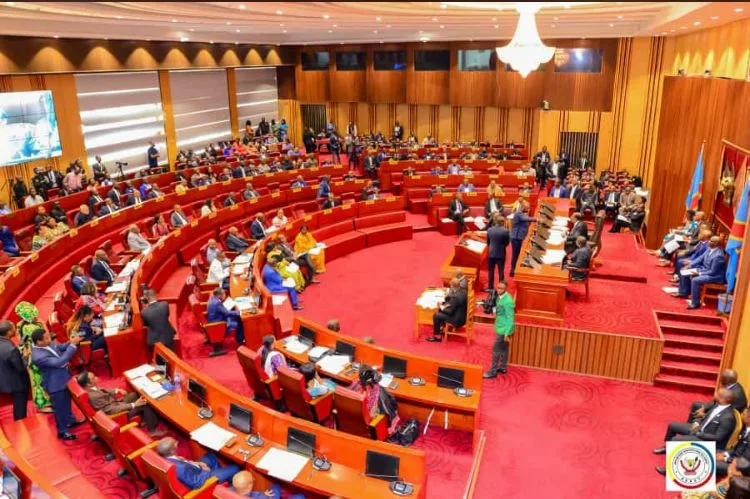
[655,311,725,327]
[660,359,720,378]
[662,332,724,351]
[654,373,716,393]
[662,346,722,363]
[659,321,725,339]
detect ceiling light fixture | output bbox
[551,23,557,27]
[432,17,438,21]
[496,3,555,78]
[53,35,59,38]
[209,40,214,43]
[239,4,245,9]
[386,24,391,28]
[116,15,123,19]
[276,9,283,15]
[609,23,614,27]
[226,21,231,25]
[617,15,623,19]
[735,8,743,12]
[282,30,287,33]
[553,17,558,21]
[710,16,719,20]
[171,19,177,23]
[440,24,444,28]
[492,17,497,21]
[680,26,686,29]
[180,37,188,42]
[376,16,381,21]
[494,24,499,28]
[235,29,240,33]
[440,3,447,8]
[693,21,701,26]
[323,14,329,19]
[328,29,333,33]
[333,24,338,27]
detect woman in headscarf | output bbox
[14,302,53,413]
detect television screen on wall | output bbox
[374,51,406,70]
[301,52,330,70]
[458,49,496,71]
[553,48,603,73]
[336,51,366,70]
[0,90,62,167]
[415,50,450,71]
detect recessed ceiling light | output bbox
[180,37,188,42]
[660,32,667,35]
[670,29,676,32]
[563,3,571,8]
[494,24,499,28]
[333,24,338,27]
[710,16,719,20]
[328,29,333,33]
[386,24,391,28]
[226,21,231,25]
[617,15,623,19]
[693,21,701,26]
[171,19,177,23]
[379,40,384,44]
[189,28,194,31]
[440,25,444,28]
[116,15,123,19]
[282,30,287,33]
[235,41,239,45]
[432,17,438,21]
[376,16,381,21]
[680,26,686,29]
[735,8,743,12]
[276,9,283,15]
[609,23,614,27]
[279,23,284,26]
[339,42,344,45]
[373,29,378,33]
[209,40,214,43]
[239,4,246,9]
[146,38,151,41]
[6,2,15,5]
[323,14,329,19]
[235,29,240,33]
[492,17,497,21]
[420,37,428,42]
[440,3,446,8]
[551,24,556,28]
[53,35,59,38]
[418,30,423,34]
[553,17,559,21]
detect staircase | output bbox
[653,311,727,394]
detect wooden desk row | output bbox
[140,344,427,499]
[513,197,571,324]
[379,159,528,190]
[277,317,482,441]
[0,164,346,320]
[426,191,539,226]
[401,173,535,191]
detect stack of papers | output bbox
[256,447,309,483]
[464,239,487,254]
[119,260,141,277]
[308,346,330,358]
[286,262,300,273]
[125,364,156,380]
[190,422,235,452]
[553,216,570,224]
[379,373,394,388]
[232,265,249,276]
[105,282,128,294]
[317,354,350,375]
[271,295,287,305]
[223,297,236,310]
[103,326,120,337]
[308,247,323,256]
[552,219,569,228]
[547,233,565,246]
[234,296,257,312]
[417,289,447,309]
[130,376,169,399]
[282,277,296,288]
[284,338,310,354]
[680,268,699,276]
[103,313,125,329]
[233,253,252,265]
[541,249,567,265]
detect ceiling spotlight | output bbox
[440,3,446,8]
[418,30,423,34]
[226,21,231,25]
[282,30,287,33]
[376,16,381,21]
[660,32,666,35]
[680,26,686,29]
[323,14,329,19]
[180,37,188,42]
[670,29,676,32]
[279,23,284,26]
[189,28,194,31]
[710,16,719,20]
[492,17,497,21]
[276,9,283,15]
[693,21,701,26]
[209,40,214,43]
[379,40,384,44]
[617,15,623,19]
[420,37,428,42]
[735,8,743,12]
[171,18,177,23]
[116,15,123,19]
[235,29,240,33]
[235,41,239,45]
[239,4,245,9]
[432,17,438,21]
[373,29,378,33]
[563,3,571,8]
[333,24,338,27]
[609,23,614,27]
[494,24,499,28]
[551,24,556,28]
[53,35,59,38]
[386,24,391,28]
[6,2,15,5]
[553,17,558,21]
[328,29,333,33]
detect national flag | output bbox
[685,143,705,211]
[726,174,749,293]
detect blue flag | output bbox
[726,177,749,293]
[685,144,704,211]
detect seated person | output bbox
[225,227,250,253]
[98,198,119,217]
[262,256,302,310]
[70,264,94,295]
[427,278,467,342]
[564,213,588,254]
[66,305,108,353]
[127,224,152,253]
[49,201,69,224]
[206,287,245,344]
[564,236,592,280]
[271,209,288,229]
[670,229,711,282]
[484,193,503,220]
[448,193,471,235]
[457,178,475,193]
[91,250,117,286]
[321,193,340,210]
[205,239,219,263]
[31,224,50,251]
[547,179,568,198]
[689,369,748,421]
[151,214,170,238]
[170,204,190,228]
[0,225,20,257]
[242,182,260,200]
[714,410,750,478]
[654,388,738,474]
[174,178,189,195]
[599,183,621,217]
[652,210,704,260]
[290,175,306,188]
[609,202,645,233]
[348,365,401,436]
[579,184,598,214]
[200,199,217,217]
[75,281,106,316]
[446,162,460,175]
[429,184,446,199]
[73,204,93,227]
[232,470,306,499]
[267,243,306,291]
[125,190,144,206]
[257,334,287,378]
[294,225,325,273]
[156,437,239,490]
[77,371,165,437]
[207,250,230,290]
[250,214,267,240]
[300,361,336,397]
[223,193,237,207]
[673,236,726,309]
[274,234,318,284]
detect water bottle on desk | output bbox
[173,369,182,394]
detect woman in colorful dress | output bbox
[294,224,325,273]
[14,302,53,413]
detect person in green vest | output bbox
[484,280,515,378]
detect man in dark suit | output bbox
[249,214,267,240]
[654,387,738,467]
[565,213,589,253]
[45,165,64,191]
[107,185,122,205]
[322,193,341,210]
[232,162,249,179]
[30,329,83,440]
[689,370,747,422]
[225,227,250,253]
[242,183,259,200]
[509,203,536,277]
[363,154,378,179]
[427,279,467,342]
[91,249,117,286]
[73,204,93,227]
[674,236,727,309]
[125,190,144,207]
[716,408,750,476]
[578,184,598,214]
[156,437,239,490]
[98,198,118,217]
[484,194,503,221]
[449,193,471,236]
[170,205,190,228]
[141,289,177,352]
[486,214,510,290]
[223,193,237,207]
[565,237,592,280]
[0,321,30,421]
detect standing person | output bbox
[141,289,177,351]
[147,141,159,170]
[14,302,53,414]
[30,329,84,440]
[486,213,510,290]
[484,280,515,378]
[509,203,536,278]
[0,320,30,421]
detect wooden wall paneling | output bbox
[415,105,431,140]
[295,47,330,102]
[671,18,750,80]
[277,99,302,145]
[329,45,367,103]
[373,103,387,134]
[605,38,631,172]
[543,38,618,111]
[158,71,178,170]
[367,103,376,134]
[475,107,485,143]
[483,106,499,143]
[458,106,475,142]
[355,102,370,134]
[639,36,670,188]
[406,43,450,105]
[276,66,296,100]
[395,104,409,134]
[408,104,418,138]
[437,105,452,142]
[451,106,461,142]
[496,67,545,108]
[450,42,497,106]
[366,43,407,103]
[506,108,527,145]
[226,68,239,138]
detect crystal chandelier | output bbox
[496,3,556,78]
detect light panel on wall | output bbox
[170,69,233,149]
[235,67,278,133]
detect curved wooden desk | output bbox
[141,344,426,499]
[275,317,482,444]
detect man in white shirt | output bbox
[126,225,151,253]
[207,250,230,290]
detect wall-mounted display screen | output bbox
[301,52,330,70]
[553,48,603,73]
[415,50,450,71]
[374,51,406,71]
[458,49,496,71]
[336,51,366,70]
[0,90,62,167]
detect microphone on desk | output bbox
[360,473,414,496]
[288,434,331,471]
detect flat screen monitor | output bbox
[437,367,465,389]
[553,48,603,73]
[187,378,208,407]
[2,466,21,499]
[155,353,168,368]
[383,355,408,379]
[365,450,400,482]
[458,49,496,71]
[228,403,253,434]
[287,427,315,458]
[335,340,356,360]
[374,50,406,71]
[298,325,316,345]
[301,51,330,70]
[414,50,450,71]
[335,51,366,70]
[0,90,62,167]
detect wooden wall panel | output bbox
[366,44,407,103]
[647,76,750,248]
[458,107,476,142]
[496,70,545,108]
[356,102,371,134]
[671,18,750,80]
[329,46,367,103]
[395,104,410,134]
[510,324,663,382]
[450,42,497,106]
[437,105,452,143]
[295,48,330,102]
[406,42,450,105]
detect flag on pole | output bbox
[726,170,749,293]
[685,143,705,211]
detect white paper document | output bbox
[284,338,310,354]
[282,277,296,288]
[680,268,699,276]
[417,289,447,309]
[464,239,487,254]
[308,247,322,256]
[316,354,351,375]
[232,265,249,276]
[190,422,235,452]
[271,295,287,306]
[662,286,679,294]
[547,234,565,246]
[234,296,257,312]
[256,447,309,483]
[223,297,236,310]
[664,240,681,254]
[104,313,125,329]
[308,346,330,358]
[541,249,567,265]
[125,364,156,380]
[105,282,127,294]
[233,253,252,265]
[103,326,120,337]
[130,376,168,399]
[379,373,394,388]
[286,262,300,273]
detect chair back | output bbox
[63,276,75,302]
[67,378,96,419]
[727,409,744,450]
[332,386,372,438]
[54,291,73,322]
[98,240,117,261]
[236,346,273,400]
[188,294,207,323]
[120,228,130,250]
[140,449,191,499]
[91,409,118,452]
[276,366,315,421]
[48,311,68,343]
[191,258,207,282]
[80,255,94,276]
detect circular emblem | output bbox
[667,442,715,490]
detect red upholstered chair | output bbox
[275,366,333,424]
[54,291,73,323]
[190,258,214,290]
[236,346,283,407]
[62,275,76,305]
[188,294,228,357]
[81,255,109,292]
[91,411,155,483]
[332,386,389,441]
[140,449,218,499]
[98,239,131,268]
[47,311,68,343]
[72,338,112,377]
[67,378,133,426]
